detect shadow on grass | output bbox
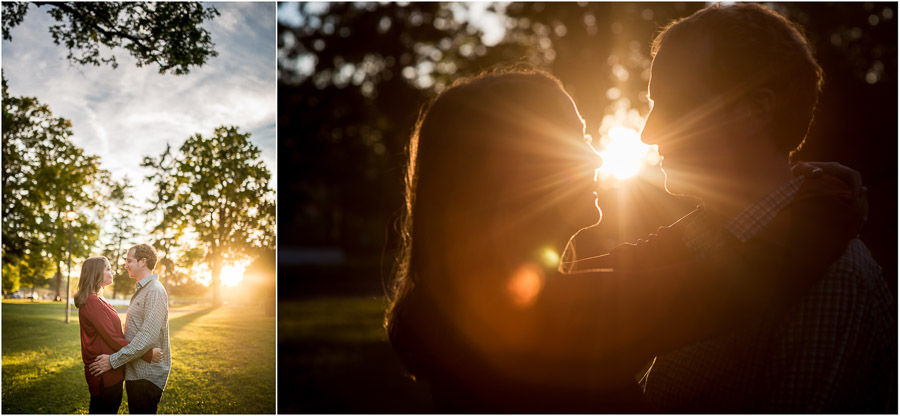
[169,307,218,333]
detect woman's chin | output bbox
[553,196,602,239]
[571,206,602,231]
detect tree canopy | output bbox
[2,2,220,75]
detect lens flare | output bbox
[540,247,560,269]
[596,126,658,180]
[507,263,545,308]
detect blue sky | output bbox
[2,2,276,238]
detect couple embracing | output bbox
[74,244,171,414]
[386,3,894,413]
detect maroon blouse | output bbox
[78,294,153,396]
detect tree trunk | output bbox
[54,262,62,301]
[164,269,172,306]
[212,254,223,306]
[161,253,172,306]
[160,242,173,306]
[112,239,122,300]
[55,211,63,301]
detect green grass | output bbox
[2,300,275,414]
[278,296,433,413]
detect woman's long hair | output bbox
[385,66,595,380]
[74,256,109,308]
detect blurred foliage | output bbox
[278,2,530,251]
[2,262,22,293]
[2,74,104,295]
[167,276,210,299]
[163,246,210,298]
[278,2,897,292]
[2,2,220,75]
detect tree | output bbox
[2,74,104,298]
[165,126,275,306]
[2,261,21,294]
[147,245,209,299]
[165,246,206,298]
[2,2,220,75]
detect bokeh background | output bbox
[276,2,896,412]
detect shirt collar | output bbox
[723,176,805,243]
[682,176,806,258]
[136,274,159,289]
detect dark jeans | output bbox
[125,379,163,414]
[89,376,123,414]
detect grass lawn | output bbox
[278,296,433,413]
[2,300,275,414]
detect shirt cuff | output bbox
[109,350,124,369]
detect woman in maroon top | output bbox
[74,256,162,414]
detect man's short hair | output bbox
[131,243,158,271]
[651,3,823,156]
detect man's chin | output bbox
[662,173,700,199]
[662,174,685,196]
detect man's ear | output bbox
[748,88,775,125]
[138,258,147,269]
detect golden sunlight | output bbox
[220,264,247,287]
[596,126,658,180]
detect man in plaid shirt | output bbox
[630,3,895,412]
[90,244,171,414]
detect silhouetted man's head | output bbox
[641,4,823,198]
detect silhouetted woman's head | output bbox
[386,67,601,380]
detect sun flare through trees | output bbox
[595,125,659,181]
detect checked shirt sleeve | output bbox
[109,286,167,369]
